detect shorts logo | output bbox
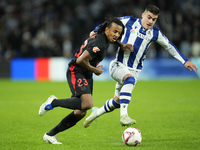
[117,63,119,67]
[81,86,87,91]
[93,47,100,53]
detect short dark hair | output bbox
[145,5,160,15]
[97,16,124,37]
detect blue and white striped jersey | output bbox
[115,16,188,71]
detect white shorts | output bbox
[109,60,139,98]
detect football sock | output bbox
[51,97,82,110]
[47,111,79,136]
[96,98,120,117]
[120,77,135,116]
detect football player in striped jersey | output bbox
[84,5,197,128]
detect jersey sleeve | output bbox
[94,25,101,32]
[86,38,104,59]
[86,45,99,59]
[156,30,188,64]
[117,16,135,26]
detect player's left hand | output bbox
[89,31,96,37]
[184,61,198,71]
[122,43,133,52]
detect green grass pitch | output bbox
[0,79,200,150]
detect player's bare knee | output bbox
[82,100,93,110]
[78,111,86,118]
[80,94,93,110]
[74,110,87,119]
[114,95,120,103]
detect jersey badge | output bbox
[93,47,100,53]
[148,31,152,36]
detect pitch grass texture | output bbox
[0,79,200,150]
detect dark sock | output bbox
[47,111,79,136]
[51,97,82,110]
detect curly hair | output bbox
[96,16,124,39]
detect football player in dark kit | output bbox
[38,16,133,144]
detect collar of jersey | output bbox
[102,32,110,44]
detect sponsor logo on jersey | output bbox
[93,46,100,53]
[130,29,136,34]
[137,32,151,41]
[131,26,138,34]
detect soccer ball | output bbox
[122,127,142,146]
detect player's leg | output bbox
[43,92,93,143]
[92,82,122,117]
[46,110,86,136]
[83,76,136,128]
[83,60,128,128]
[44,109,87,144]
[119,68,140,126]
[40,65,94,144]
[51,71,94,111]
[97,96,120,115]
[39,95,83,116]
[44,94,92,144]
[84,61,138,127]
[83,92,120,128]
[96,60,126,115]
[39,67,93,116]
[39,94,93,116]
[97,76,137,127]
[51,94,93,110]
[119,75,136,126]
[110,61,138,126]
[83,61,124,128]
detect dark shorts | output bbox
[67,64,93,97]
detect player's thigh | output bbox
[80,94,93,110]
[109,61,131,85]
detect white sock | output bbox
[96,98,120,117]
[120,83,134,116]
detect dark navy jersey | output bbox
[69,32,110,76]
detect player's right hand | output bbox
[122,43,133,52]
[94,65,104,76]
[184,61,198,71]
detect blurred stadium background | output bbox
[0,0,199,80]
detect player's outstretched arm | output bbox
[114,40,133,52]
[184,61,198,72]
